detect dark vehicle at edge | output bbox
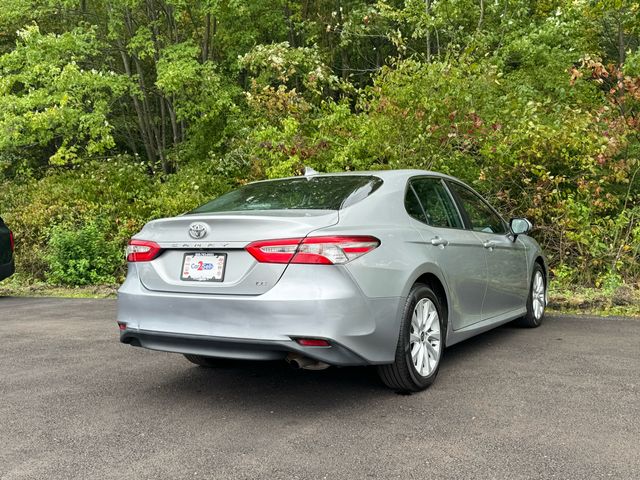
[0,217,15,281]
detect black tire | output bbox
[516,263,546,328]
[377,284,445,392]
[183,354,229,368]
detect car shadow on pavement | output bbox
[138,322,525,411]
[439,322,523,371]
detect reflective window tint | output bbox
[409,178,463,229]
[192,175,383,213]
[404,186,427,223]
[447,182,506,234]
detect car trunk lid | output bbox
[135,210,338,295]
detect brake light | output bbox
[9,231,14,252]
[246,236,380,265]
[126,239,162,262]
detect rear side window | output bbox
[407,178,463,229]
[404,187,426,222]
[192,175,383,213]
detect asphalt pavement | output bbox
[0,297,638,479]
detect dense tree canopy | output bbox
[0,0,638,288]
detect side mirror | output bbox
[510,218,532,237]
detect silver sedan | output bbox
[118,170,547,391]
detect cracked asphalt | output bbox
[0,297,638,479]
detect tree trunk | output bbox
[119,50,157,166]
[337,0,349,79]
[425,0,432,62]
[160,96,167,153]
[617,16,626,66]
[203,12,211,62]
[132,54,166,172]
[284,1,296,47]
[477,0,484,31]
[166,97,179,149]
[212,16,217,60]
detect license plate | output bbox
[180,253,226,282]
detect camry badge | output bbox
[188,222,208,240]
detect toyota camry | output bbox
[118,170,547,391]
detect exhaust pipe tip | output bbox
[286,353,330,371]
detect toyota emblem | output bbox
[188,222,208,239]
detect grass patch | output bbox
[0,275,117,299]
[548,283,640,318]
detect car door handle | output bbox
[483,240,496,250]
[430,236,449,247]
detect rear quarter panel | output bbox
[315,181,451,300]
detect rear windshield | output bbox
[191,175,383,213]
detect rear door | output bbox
[135,211,339,295]
[407,178,488,329]
[446,181,529,319]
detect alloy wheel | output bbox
[532,271,546,320]
[410,298,441,377]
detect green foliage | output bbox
[46,221,122,286]
[240,42,339,98]
[0,0,639,288]
[0,157,233,286]
[155,41,239,164]
[0,25,129,169]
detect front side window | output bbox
[191,175,383,213]
[447,182,507,234]
[407,178,463,229]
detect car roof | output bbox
[249,169,459,185]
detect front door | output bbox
[446,181,529,320]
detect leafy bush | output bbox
[0,156,233,286]
[45,221,122,286]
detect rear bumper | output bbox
[121,329,368,365]
[118,264,404,365]
[0,258,14,281]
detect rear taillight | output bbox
[244,238,302,264]
[9,231,14,252]
[296,236,380,264]
[126,239,162,262]
[246,236,380,265]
